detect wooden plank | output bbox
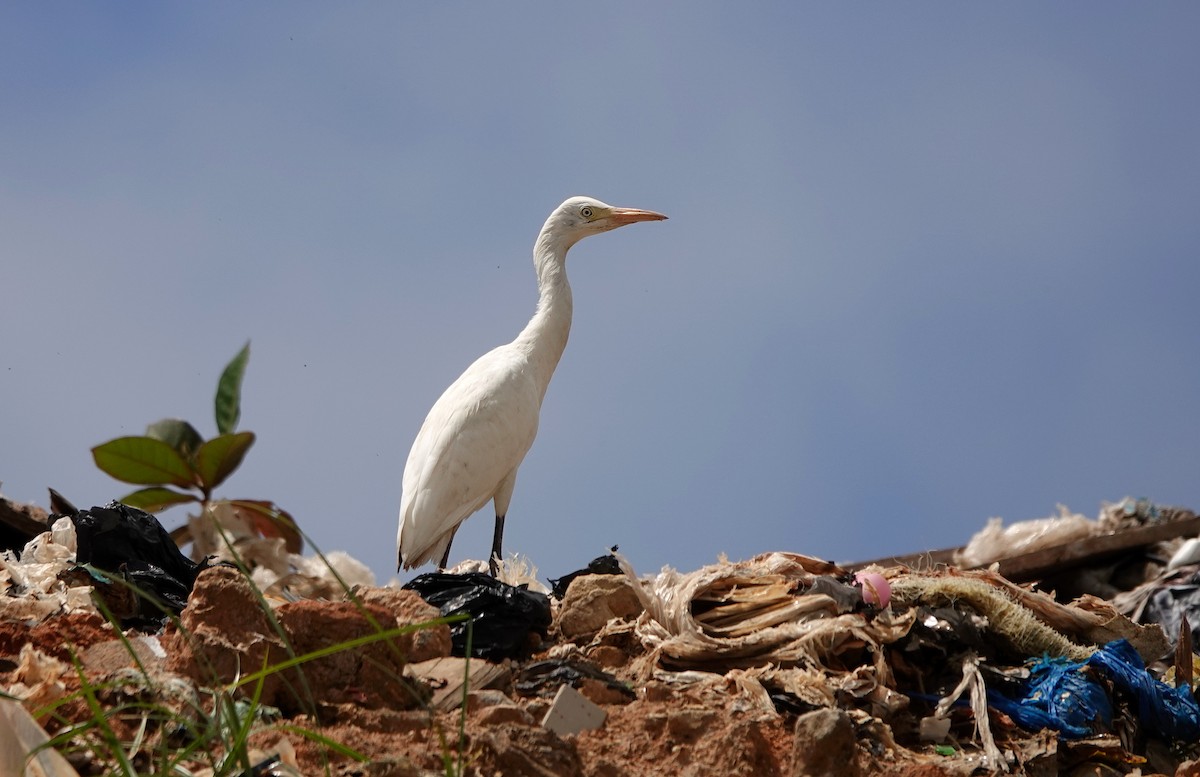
[0,698,81,777]
[996,515,1200,582]
[406,656,510,711]
[845,514,1200,583]
[843,545,960,573]
[0,497,51,553]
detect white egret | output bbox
[397,196,667,575]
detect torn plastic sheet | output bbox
[0,517,94,622]
[403,572,551,661]
[956,505,1098,569]
[1138,568,1200,650]
[446,554,550,594]
[251,550,376,602]
[2,517,77,593]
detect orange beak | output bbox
[607,207,668,225]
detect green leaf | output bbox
[145,418,204,460]
[119,487,199,512]
[215,341,250,434]
[194,431,256,491]
[92,436,197,488]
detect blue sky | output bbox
[3,4,1198,584]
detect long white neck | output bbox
[512,229,574,401]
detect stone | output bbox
[477,704,536,727]
[167,565,286,704]
[791,707,860,777]
[556,574,644,640]
[355,586,452,661]
[275,598,426,713]
[586,644,628,669]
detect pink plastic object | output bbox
[855,571,891,608]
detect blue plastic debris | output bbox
[1087,639,1200,742]
[987,654,1112,738]
[988,640,1200,741]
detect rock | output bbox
[666,706,717,740]
[355,586,452,661]
[167,565,286,703]
[477,704,537,727]
[466,689,516,712]
[82,635,168,676]
[791,707,860,777]
[557,574,644,640]
[578,677,634,706]
[168,566,426,714]
[472,722,584,777]
[586,644,628,669]
[275,598,427,713]
[640,681,676,703]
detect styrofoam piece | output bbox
[540,683,606,736]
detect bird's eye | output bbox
[580,206,594,218]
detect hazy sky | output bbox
[3,4,1198,585]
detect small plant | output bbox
[26,532,466,776]
[90,342,299,553]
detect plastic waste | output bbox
[403,572,551,661]
[1087,639,1200,741]
[987,654,1112,739]
[854,571,891,608]
[70,502,209,626]
[957,507,1097,569]
[1140,568,1200,649]
[549,547,622,599]
[515,658,635,700]
[988,640,1200,742]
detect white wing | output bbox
[397,344,542,568]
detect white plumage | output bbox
[397,196,667,574]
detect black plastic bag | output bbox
[70,501,208,627]
[548,547,623,599]
[1141,569,1200,649]
[515,658,635,700]
[403,572,551,661]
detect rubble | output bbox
[2,493,1200,775]
[556,573,643,640]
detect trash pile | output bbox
[3,494,1200,776]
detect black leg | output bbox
[489,514,506,577]
[438,526,458,571]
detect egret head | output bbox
[541,196,667,251]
